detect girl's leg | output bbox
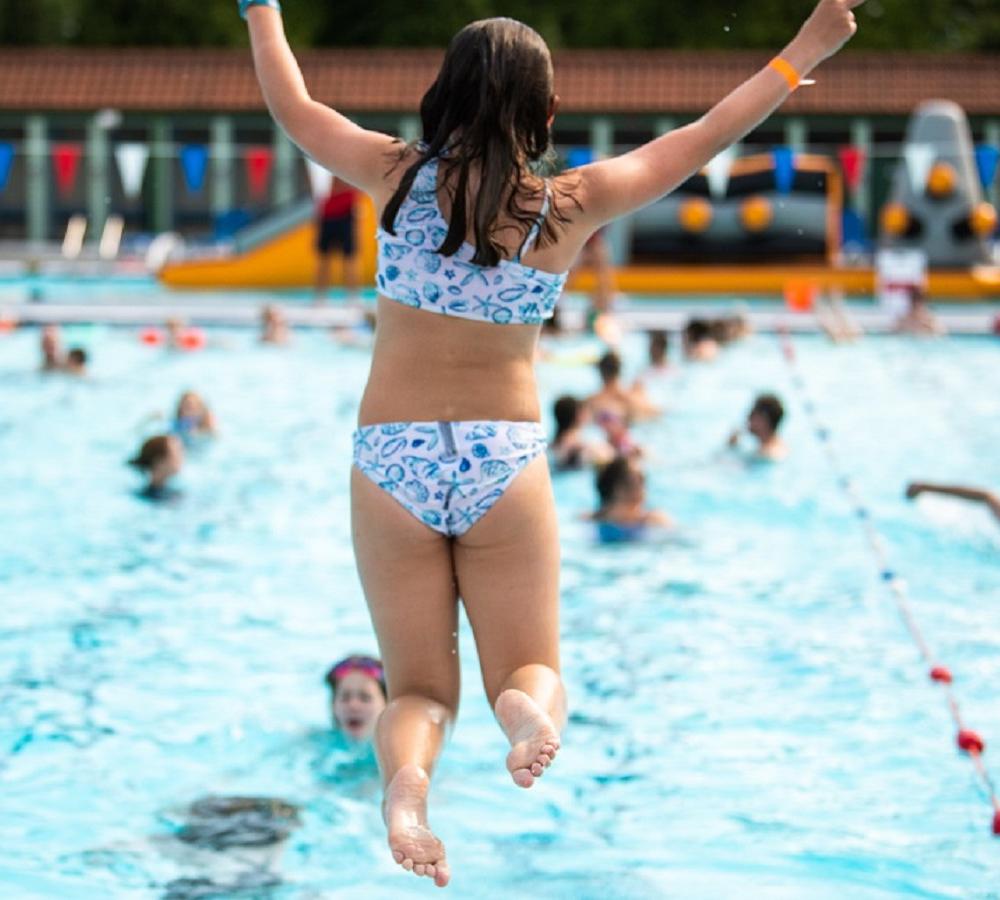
[452,455,567,788]
[351,468,459,888]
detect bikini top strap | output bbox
[515,181,551,262]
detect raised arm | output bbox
[242,2,399,196]
[906,482,1000,523]
[576,0,866,226]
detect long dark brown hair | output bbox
[380,18,574,267]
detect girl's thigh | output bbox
[351,468,460,709]
[452,454,561,703]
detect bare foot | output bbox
[382,764,450,887]
[494,689,561,789]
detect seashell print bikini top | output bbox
[376,155,568,325]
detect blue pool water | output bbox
[1,324,998,898]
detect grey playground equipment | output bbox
[880,100,997,268]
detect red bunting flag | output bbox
[52,143,83,197]
[838,146,867,193]
[244,146,274,199]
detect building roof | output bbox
[0,48,997,116]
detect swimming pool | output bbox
[1,325,998,898]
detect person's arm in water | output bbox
[242,3,397,194]
[576,0,865,226]
[906,482,1000,524]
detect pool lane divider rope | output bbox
[777,326,1000,837]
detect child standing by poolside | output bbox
[241,0,865,886]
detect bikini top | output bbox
[376,156,568,325]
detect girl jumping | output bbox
[241,0,865,886]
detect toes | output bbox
[513,767,534,788]
[530,762,543,777]
[415,864,426,876]
[435,864,451,888]
[426,864,436,879]
[538,753,552,767]
[392,850,404,863]
[402,857,414,872]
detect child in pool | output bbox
[588,350,660,426]
[589,456,672,542]
[63,347,88,377]
[551,395,614,472]
[728,393,788,462]
[260,304,291,345]
[173,391,218,444]
[242,0,865,885]
[39,325,65,371]
[325,655,388,742]
[683,318,720,362]
[906,482,1000,526]
[129,434,184,502]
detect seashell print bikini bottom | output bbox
[352,420,548,537]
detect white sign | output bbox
[876,248,928,316]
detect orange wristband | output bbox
[768,57,801,91]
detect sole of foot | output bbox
[495,689,561,789]
[383,764,450,887]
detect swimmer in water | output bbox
[728,393,788,462]
[129,434,184,502]
[551,395,614,471]
[63,347,88,377]
[40,325,65,372]
[243,0,865,885]
[642,330,671,378]
[587,350,659,426]
[682,318,720,362]
[588,456,671,542]
[325,655,388,742]
[260,304,291,345]
[173,391,218,444]
[905,482,1000,526]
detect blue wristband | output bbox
[240,0,281,19]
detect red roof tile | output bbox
[0,48,996,116]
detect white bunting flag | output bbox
[903,143,936,194]
[306,158,334,199]
[114,142,150,198]
[705,146,737,198]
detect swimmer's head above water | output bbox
[325,655,387,742]
[597,350,622,385]
[748,393,784,441]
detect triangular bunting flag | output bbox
[705,146,736,199]
[0,142,13,192]
[52,143,83,197]
[306,158,334,199]
[244,146,274,199]
[838,146,867,193]
[772,146,796,195]
[181,144,209,193]
[974,145,999,191]
[903,143,935,194]
[114,142,150,198]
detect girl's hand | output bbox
[791,0,866,69]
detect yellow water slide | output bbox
[159,197,379,289]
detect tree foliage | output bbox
[1,0,998,51]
